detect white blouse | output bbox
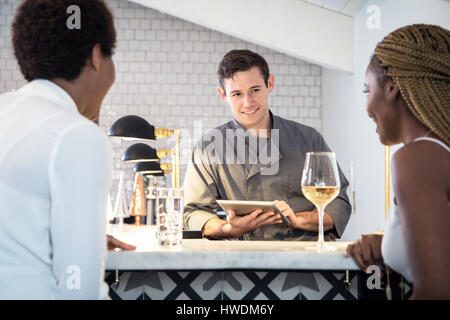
[0,80,112,299]
[382,137,450,283]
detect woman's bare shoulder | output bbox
[392,140,449,206]
[392,140,449,179]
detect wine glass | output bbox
[301,152,340,252]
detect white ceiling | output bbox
[129,0,355,72]
[302,0,367,16]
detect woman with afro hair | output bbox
[0,0,133,299]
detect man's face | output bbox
[218,66,274,131]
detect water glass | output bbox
[156,188,183,247]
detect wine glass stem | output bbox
[318,207,324,248]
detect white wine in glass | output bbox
[301,152,340,251]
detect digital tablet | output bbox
[216,200,291,225]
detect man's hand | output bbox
[202,208,282,239]
[345,233,384,272]
[221,208,282,238]
[107,234,136,251]
[273,200,335,231]
[273,200,303,228]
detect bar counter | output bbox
[106,224,357,270]
[103,225,376,300]
[107,239,359,271]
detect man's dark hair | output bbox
[12,0,116,82]
[217,49,270,92]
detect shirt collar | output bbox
[232,109,279,132]
[18,79,79,114]
[231,109,283,178]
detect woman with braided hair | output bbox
[346,24,450,299]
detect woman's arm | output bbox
[392,141,450,299]
[49,122,111,299]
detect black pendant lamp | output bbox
[122,143,158,162]
[134,161,165,176]
[108,115,156,141]
[108,115,181,188]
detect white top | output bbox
[382,137,450,283]
[0,80,112,299]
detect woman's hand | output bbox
[107,234,136,251]
[345,233,384,272]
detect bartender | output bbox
[183,49,351,240]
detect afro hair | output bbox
[12,0,116,82]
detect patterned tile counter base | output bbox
[104,270,412,300]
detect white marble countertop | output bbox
[106,224,359,271]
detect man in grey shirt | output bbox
[183,49,351,241]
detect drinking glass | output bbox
[156,188,183,247]
[301,152,340,251]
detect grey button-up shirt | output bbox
[183,111,351,241]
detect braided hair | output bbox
[371,24,450,145]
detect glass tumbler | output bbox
[155,188,183,247]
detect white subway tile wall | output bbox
[0,0,323,200]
